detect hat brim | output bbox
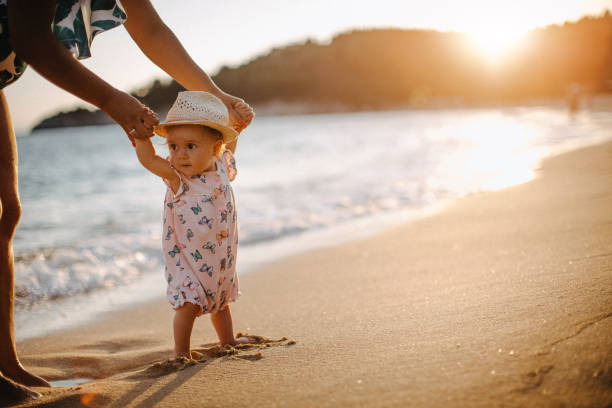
[154,120,239,143]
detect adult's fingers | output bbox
[141,106,159,128]
[105,92,158,142]
[128,121,152,140]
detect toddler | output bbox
[134,91,253,358]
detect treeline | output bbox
[213,11,612,106]
[33,11,612,130]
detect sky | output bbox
[6,0,612,133]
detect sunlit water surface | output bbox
[14,107,611,339]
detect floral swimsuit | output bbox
[162,150,240,315]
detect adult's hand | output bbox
[101,89,159,144]
[216,92,255,133]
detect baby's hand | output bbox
[216,92,254,133]
[230,101,255,133]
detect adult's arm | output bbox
[7,0,158,139]
[121,0,254,131]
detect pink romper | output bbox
[162,150,240,315]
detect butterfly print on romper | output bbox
[191,250,203,262]
[219,209,228,223]
[183,276,200,290]
[216,230,228,245]
[198,216,213,229]
[191,174,206,184]
[191,204,202,215]
[163,151,239,316]
[199,263,213,277]
[204,288,216,302]
[214,184,226,197]
[168,245,180,257]
[202,241,216,254]
[202,195,214,206]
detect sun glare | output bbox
[467,26,527,63]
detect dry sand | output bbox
[8,141,612,408]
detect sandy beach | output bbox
[7,140,612,407]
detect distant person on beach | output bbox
[567,83,581,115]
[0,0,253,403]
[134,91,255,358]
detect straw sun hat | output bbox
[154,91,239,143]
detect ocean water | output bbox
[13,107,612,339]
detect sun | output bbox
[466,26,527,63]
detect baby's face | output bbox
[166,125,219,176]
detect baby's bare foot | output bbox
[234,336,257,345]
[0,375,41,404]
[174,351,192,359]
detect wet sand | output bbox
[9,141,612,407]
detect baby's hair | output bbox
[203,126,225,158]
[214,139,225,158]
[204,126,222,139]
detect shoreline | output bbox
[14,111,612,342]
[12,140,612,407]
[13,191,448,342]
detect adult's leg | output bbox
[0,90,49,389]
[0,374,40,404]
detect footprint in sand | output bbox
[131,334,295,380]
[133,356,198,379]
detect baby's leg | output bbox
[210,305,254,346]
[173,302,200,358]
